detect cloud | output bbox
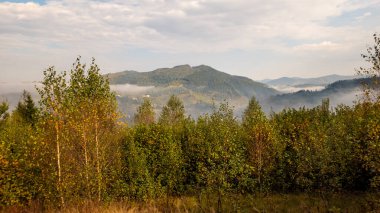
[0,0,380,81]
[293,41,341,52]
[0,0,375,52]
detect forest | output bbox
[1,34,380,212]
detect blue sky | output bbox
[1,0,379,82]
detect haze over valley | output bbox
[0,64,365,121]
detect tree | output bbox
[0,111,44,206]
[134,98,155,125]
[14,90,39,127]
[188,102,248,212]
[36,66,68,206]
[121,127,155,200]
[159,95,185,126]
[66,57,119,201]
[333,102,380,190]
[242,97,277,192]
[357,33,380,102]
[85,59,119,201]
[65,59,92,198]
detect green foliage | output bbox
[331,102,380,190]
[65,57,119,201]
[14,91,39,127]
[242,97,278,192]
[159,95,185,125]
[33,57,119,205]
[0,110,45,206]
[4,81,380,207]
[120,128,155,200]
[187,102,249,195]
[270,101,334,191]
[121,124,184,200]
[134,98,155,125]
[3,45,380,209]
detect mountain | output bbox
[267,78,370,112]
[0,67,369,121]
[261,74,357,93]
[107,65,279,120]
[262,74,357,86]
[108,65,277,98]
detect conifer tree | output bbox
[14,90,39,127]
[159,95,185,125]
[134,98,155,125]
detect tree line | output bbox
[1,34,380,208]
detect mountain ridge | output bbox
[106,64,279,120]
[267,77,370,112]
[0,65,369,121]
[107,64,278,100]
[261,74,357,86]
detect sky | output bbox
[1,0,380,83]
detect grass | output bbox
[2,192,380,213]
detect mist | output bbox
[271,85,325,93]
[0,82,40,109]
[110,84,154,96]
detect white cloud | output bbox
[0,0,379,81]
[0,0,370,52]
[294,41,341,52]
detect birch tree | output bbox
[37,67,67,207]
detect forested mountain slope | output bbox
[107,65,279,119]
[267,78,370,111]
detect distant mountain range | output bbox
[261,74,357,86]
[0,65,370,121]
[267,78,369,112]
[261,75,358,93]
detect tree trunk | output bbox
[82,127,90,198]
[55,121,64,207]
[95,116,101,202]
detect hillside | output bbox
[108,65,277,99]
[267,78,370,111]
[0,68,369,121]
[107,65,279,120]
[261,74,357,93]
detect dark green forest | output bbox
[1,35,380,212]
